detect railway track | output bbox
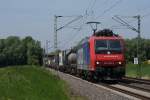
[99,82,150,100]
[88,76,150,100]
[48,68,150,100]
[64,72,150,99]
[82,76,150,100]
[118,82,150,93]
[118,77,150,93]
[98,77,150,100]
[122,77,150,85]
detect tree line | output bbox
[125,38,150,63]
[0,36,43,67]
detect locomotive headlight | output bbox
[118,61,122,65]
[96,61,100,65]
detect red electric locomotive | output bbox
[76,29,125,80]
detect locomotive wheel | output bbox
[87,71,94,81]
[87,71,99,82]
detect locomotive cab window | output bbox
[95,40,122,54]
[95,40,108,50]
[109,40,121,51]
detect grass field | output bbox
[3,64,149,100]
[0,65,85,100]
[126,63,150,79]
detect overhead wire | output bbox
[110,9,150,30]
[57,15,83,31]
[85,0,96,15]
[88,0,97,16]
[96,0,123,19]
[85,0,93,11]
[110,15,137,30]
[58,28,82,49]
[59,0,95,48]
[90,0,97,10]
[59,0,122,49]
[68,24,88,47]
[58,1,95,49]
[109,3,150,29]
[61,0,98,48]
[59,15,91,49]
[68,14,95,46]
[58,17,86,49]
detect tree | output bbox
[23,36,43,65]
[0,36,43,67]
[125,38,150,63]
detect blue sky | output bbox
[0,0,150,51]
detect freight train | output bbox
[48,29,126,81]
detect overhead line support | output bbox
[112,15,141,78]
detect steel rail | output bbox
[99,83,150,100]
[118,82,150,93]
[123,77,150,85]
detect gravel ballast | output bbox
[47,68,140,100]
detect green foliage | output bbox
[125,38,150,63]
[0,36,43,66]
[126,63,150,79]
[0,66,70,100]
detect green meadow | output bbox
[126,63,150,79]
[0,66,85,100]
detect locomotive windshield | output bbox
[109,40,121,51]
[95,40,108,50]
[95,40,122,54]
